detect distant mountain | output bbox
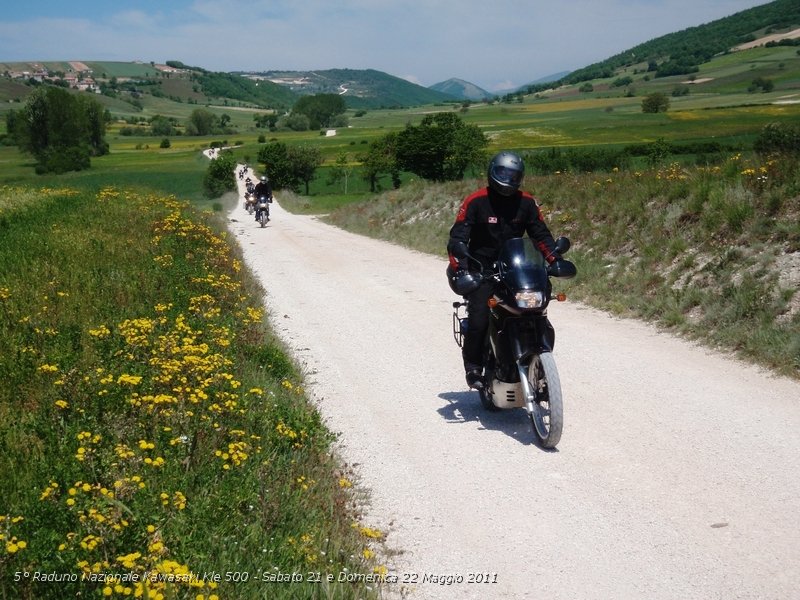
[428,78,493,101]
[524,71,571,87]
[240,68,456,109]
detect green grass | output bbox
[0,141,228,208]
[0,186,383,599]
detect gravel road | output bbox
[226,169,800,600]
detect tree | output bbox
[75,95,109,156]
[203,151,236,198]
[646,138,672,166]
[256,142,323,193]
[394,112,487,182]
[327,152,354,193]
[253,113,278,129]
[361,132,400,192]
[278,113,310,132]
[754,122,800,155]
[292,94,347,130]
[258,142,297,190]
[289,145,323,195]
[187,108,216,135]
[4,109,20,145]
[641,92,670,113]
[749,77,775,93]
[14,86,108,173]
[150,115,175,136]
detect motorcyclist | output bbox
[446,151,571,390]
[253,175,273,222]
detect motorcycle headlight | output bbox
[515,290,544,309]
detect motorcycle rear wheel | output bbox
[528,352,563,449]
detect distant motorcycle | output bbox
[450,236,575,448]
[255,195,272,227]
[244,193,256,214]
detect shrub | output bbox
[35,146,91,174]
[524,147,630,174]
[754,122,800,155]
[672,86,690,97]
[749,77,775,93]
[202,151,236,198]
[642,92,670,113]
[611,76,633,88]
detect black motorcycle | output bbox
[451,237,575,448]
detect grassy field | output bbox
[2,42,798,174]
[0,185,385,600]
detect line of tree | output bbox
[253,112,487,195]
[257,142,323,194]
[7,86,109,174]
[185,109,234,136]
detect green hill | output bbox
[242,68,458,108]
[549,0,800,86]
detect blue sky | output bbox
[0,0,772,91]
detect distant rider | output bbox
[446,151,570,390]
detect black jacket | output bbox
[447,187,558,270]
[254,181,272,198]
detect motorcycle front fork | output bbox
[516,359,538,418]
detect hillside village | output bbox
[2,60,188,94]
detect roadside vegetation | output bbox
[0,186,383,599]
[315,144,800,378]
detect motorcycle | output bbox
[243,192,255,213]
[451,236,575,448]
[255,195,272,228]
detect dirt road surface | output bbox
[226,168,800,600]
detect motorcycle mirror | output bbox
[554,236,571,255]
[548,259,577,279]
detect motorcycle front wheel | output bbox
[528,352,563,449]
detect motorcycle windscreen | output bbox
[497,237,549,292]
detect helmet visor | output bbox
[491,165,524,187]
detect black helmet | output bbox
[260,176,268,182]
[488,151,525,196]
[446,265,481,296]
